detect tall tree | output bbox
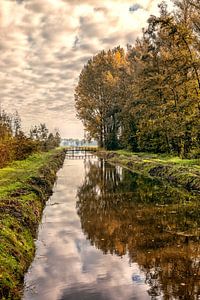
[75,47,127,149]
[75,0,200,157]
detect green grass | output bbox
[101,149,200,192]
[0,149,60,199]
[0,148,65,300]
[116,150,200,166]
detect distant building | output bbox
[60,138,97,147]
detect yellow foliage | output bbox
[103,71,118,86]
[114,51,125,66]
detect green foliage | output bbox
[29,124,61,151]
[0,110,61,168]
[104,149,200,191]
[75,1,200,157]
[75,47,127,150]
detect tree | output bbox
[75,47,127,149]
[0,109,12,142]
[126,1,200,156]
[75,1,200,157]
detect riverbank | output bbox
[0,148,66,300]
[98,150,200,192]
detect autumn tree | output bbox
[0,108,61,168]
[75,1,200,158]
[75,47,127,149]
[30,124,61,151]
[125,1,200,157]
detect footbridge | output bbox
[64,146,98,152]
[64,146,98,159]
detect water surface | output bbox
[23,153,200,300]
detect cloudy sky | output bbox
[0,0,172,138]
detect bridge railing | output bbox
[64,146,98,152]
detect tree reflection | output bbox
[76,159,200,299]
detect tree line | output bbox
[0,109,60,168]
[75,0,200,158]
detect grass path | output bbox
[0,148,65,300]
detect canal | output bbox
[23,152,200,300]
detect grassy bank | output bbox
[0,148,66,300]
[98,150,200,192]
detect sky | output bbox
[0,0,172,138]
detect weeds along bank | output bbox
[0,148,66,300]
[98,150,200,192]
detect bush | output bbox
[13,138,39,160]
[0,141,14,168]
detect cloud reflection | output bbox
[23,159,150,300]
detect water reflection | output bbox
[76,159,200,299]
[23,158,151,300]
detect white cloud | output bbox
[0,0,172,138]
